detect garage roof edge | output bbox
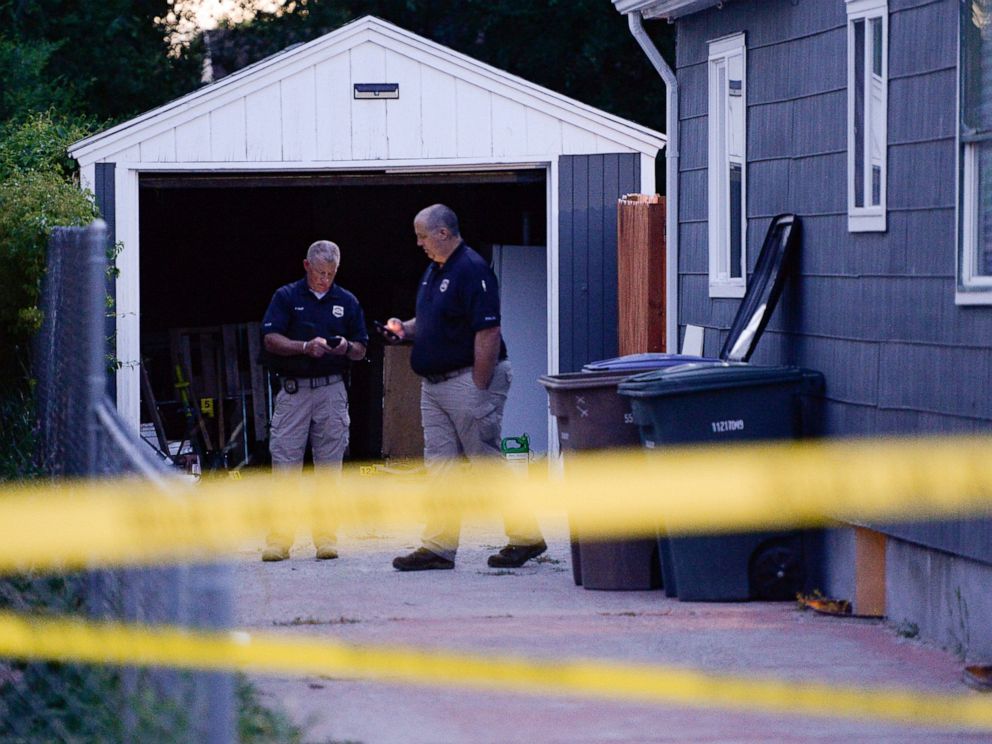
[69,15,665,164]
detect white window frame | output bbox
[846,0,889,233]
[708,32,747,299]
[957,5,992,304]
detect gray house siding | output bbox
[558,153,640,372]
[676,0,991,564]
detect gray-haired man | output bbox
[260,240,368,561]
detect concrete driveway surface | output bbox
[233,516,989,743]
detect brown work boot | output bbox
[261,545,290,562]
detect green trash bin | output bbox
[618,362,825,601]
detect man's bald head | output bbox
[415,204,460,237]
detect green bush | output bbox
[0,109,95,180]
[0,170,97,369]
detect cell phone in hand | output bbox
[373,320,402,344]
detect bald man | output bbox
[380,204,546,571]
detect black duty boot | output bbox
[392,547,455,571]
[487,541,547,568]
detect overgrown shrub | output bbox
[0,109,94,180]
[0,170,97,378]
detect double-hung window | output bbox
[708,33,747,298]
[959,0,992,303]
[847,0,888,232]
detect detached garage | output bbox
[69,15,664,461]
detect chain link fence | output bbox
[0,220,235,743]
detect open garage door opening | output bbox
[138,169,548,470]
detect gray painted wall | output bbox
[675,0,992,565]
[94,163,117,399]
[558,153,641,372]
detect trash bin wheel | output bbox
[749,537,804,601]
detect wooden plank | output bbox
[420,65,457,158]
[381,345,423,458]
[617,196,666,354]
[384,48,422,159]
[525,107,561,155]
[139,362,170,456]
[493,96,527,159]
[210,98,247,161]
[139,128,176,162]
[245,322,268,442]
[221,324,241,393]
[455,80,491,158]
[281,67,317,161]
[350,42,388,160]
[572,154,590,368]
[315,53,352,161]
[175,114,211,161]
[589,155,607,362]
[558,155,576,372]
[246,82,283,161]
[854,527,886,618]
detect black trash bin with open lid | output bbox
[618,363,824,601]
[540,214,804,592]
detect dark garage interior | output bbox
[137,170,547,468]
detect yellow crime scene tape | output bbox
[0,611,990,730]
[2,434,992,730]
[1,434,992,571]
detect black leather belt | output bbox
[423,366,472,384]
[281,374,343,394]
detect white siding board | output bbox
[139,128,175,162]
[455,80,492,158]
[562,123,598,155]
[70,18,663,167]
[281,67,317,161]
[526,108,561,156]
[350,43,388,160]
[492,95,527,158]
[175,115,211,161]
[315,54,352,161]
[384,49,423,159]
[210,98,247,161]
[421,66,457,158]
[246,83,283,161]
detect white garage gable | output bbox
[71,15,663,168]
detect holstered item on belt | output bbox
[281,375,342,394]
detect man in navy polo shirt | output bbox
[260,240,368,562]
[382,204,546,571]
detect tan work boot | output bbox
[261,545,290,562]
[315,544,339,560]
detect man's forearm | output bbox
[473,326,501,389]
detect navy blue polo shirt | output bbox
[410,243,508,377]
[262,278,368,377]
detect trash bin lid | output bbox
[617,362,822,398]
[582,352,711,372]
[719,214,801,363]
[538,371,635,391]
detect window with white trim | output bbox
[959,0,992,304]
[708,33,747,298]
[847,0,888,232]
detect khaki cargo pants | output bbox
[267,379,349,551]
[419,360,543,560]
